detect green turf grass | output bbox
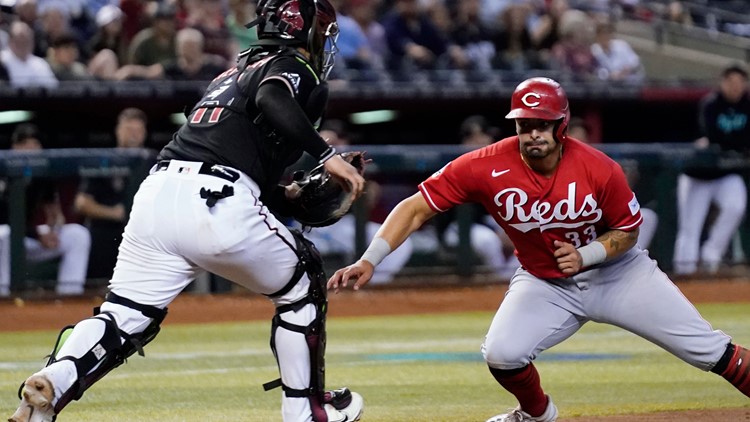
[1,304,748,421]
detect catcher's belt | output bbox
[155,160,241,183]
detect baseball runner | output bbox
[329,77,750,422]
[673,64,750,275]
[9,1,366,421]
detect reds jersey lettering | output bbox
[418,137,642,279]
[494,182,602,233]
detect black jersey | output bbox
[686,90,750,179]
[158,47,329,194]
[699,91,750,154]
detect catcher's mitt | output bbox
[290,151,367,228]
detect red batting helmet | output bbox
[505,77,570,142]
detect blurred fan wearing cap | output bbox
[88,4,127,66]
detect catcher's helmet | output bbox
[248,0,339,80]
[505,77,570,142]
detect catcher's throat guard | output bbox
[291,151,366,228]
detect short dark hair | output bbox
[50,32,78,49]
[117,107,147,125]
[11,123,41,145]
[722,64,748,80]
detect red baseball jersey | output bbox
[419,136,643,279]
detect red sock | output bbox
[488,364,548,417]
[720,345,750,397]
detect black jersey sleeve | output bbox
[256,82,333,161]
[254,54,333,162]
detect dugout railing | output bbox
[1,145,748,296]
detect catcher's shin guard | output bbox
[264,231,330,421]
[712,343,750,397]
[31,293,167,414]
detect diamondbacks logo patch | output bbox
[282,72,301,94]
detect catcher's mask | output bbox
[247,0,339,80]
[505,77,570,143]
[292,152,365,228]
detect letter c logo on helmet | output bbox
[506,77,571,142]
[521,92,541,108]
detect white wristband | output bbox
[577,241,607,267]
[361,237,391,267]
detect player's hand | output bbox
[327,260,374,294]
[323,154,365,199]
[553,240,583,275]
[39,232,59,249]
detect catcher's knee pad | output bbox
[264,231,329,420]
[44,293,167,413]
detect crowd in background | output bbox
[0,0,749,297]
[0,0,709,87]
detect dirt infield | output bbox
[1,278,749,420]
[2,279,750,331]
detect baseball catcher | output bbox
[9,0,365,421]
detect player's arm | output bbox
[327,192,437,292]
[256,80,333,162]
[553,227,639,275]
[74,192,125,222]
[256,81,364,197]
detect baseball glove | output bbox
[290,151,367,228]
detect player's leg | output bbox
[588,249,749,396]
[701,174,747,272]
[673,174,713,274]
[0,224,10,296]
[637,207,659,250]
[190,177,363,422]
[54,223,91,295]
[482,271,584,421]
[9,171,197,422]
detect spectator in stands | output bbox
[434,115,520,279]
[549,9,599,82]
[664,1,693,27]
[329,0,379,73]
[381,0,452,71]
[87,4,128,67]
[119,0,150,44]
[530,0,568,63]
[0,123,91,297]
[591,21,645,84]
[227,0,257,58]
[1,21,58,88]
[47,32,93,81]
[348,0,389,66]
[302,120,415,284]
[450,0,496,72]
[127,2,177,66]
[115,27,228,81]
[477,0,516,29]
[185,0,233,61]
[35,0,79,59]
[14,0,39,47]
[673,64,750,275]
[75,108,150,282]
[568,117,658,250]
[492,2,547,72]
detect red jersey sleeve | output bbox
[598,161,642,232]
[418,152,478,212]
